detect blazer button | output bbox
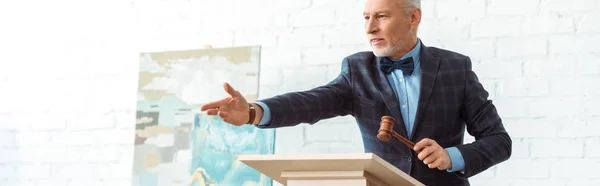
[404,156,412,163]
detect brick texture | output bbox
[1,0,599,185]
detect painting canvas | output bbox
[133,46,275,186]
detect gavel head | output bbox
[377,116,396,142]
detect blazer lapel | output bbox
[372,56,409,138]
[410,44,440,139]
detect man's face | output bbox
[364,0,418,60]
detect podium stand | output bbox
[238,153,424,186]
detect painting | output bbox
[132,46,275,186]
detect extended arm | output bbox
[253,57,354,128]
[456,57,512,177]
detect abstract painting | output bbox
[133,46,275,186]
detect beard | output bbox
[371,40,402,59]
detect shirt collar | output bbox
[401,39,421,64]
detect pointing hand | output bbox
[200,82,250,126]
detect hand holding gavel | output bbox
[377,116,420,153]
[378,116,454,170]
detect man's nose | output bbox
[365,19,378,34]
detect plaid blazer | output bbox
[257,41,512,186]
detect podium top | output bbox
[238,153,424,186]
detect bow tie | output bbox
[380,57,415,76]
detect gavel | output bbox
[377,116,420,153]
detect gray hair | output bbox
[399,0,420,15]
[405,0,420,8]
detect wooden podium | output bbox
[238,153,424,186]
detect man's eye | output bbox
[364,16,370,20]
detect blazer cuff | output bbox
[445,147,465,172]
[254,101,272,127]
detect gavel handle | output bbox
[385,130,420,153]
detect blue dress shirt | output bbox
[254,39,465,172]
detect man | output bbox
[200,0,512,185]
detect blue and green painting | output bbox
[133,45,269,186]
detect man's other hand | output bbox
[413,138,452,170]
[200,82,250,126]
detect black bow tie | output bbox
[380,57,414,76]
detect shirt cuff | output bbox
[254,102,271,126]
[445,147,465,172]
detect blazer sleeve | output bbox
[254,57,354,128]
[456,57,512,178]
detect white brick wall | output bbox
[1,0,598,185]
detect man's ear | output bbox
[410,8,421,30]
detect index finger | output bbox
[413,138,434,152]
[200,97,228,111]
